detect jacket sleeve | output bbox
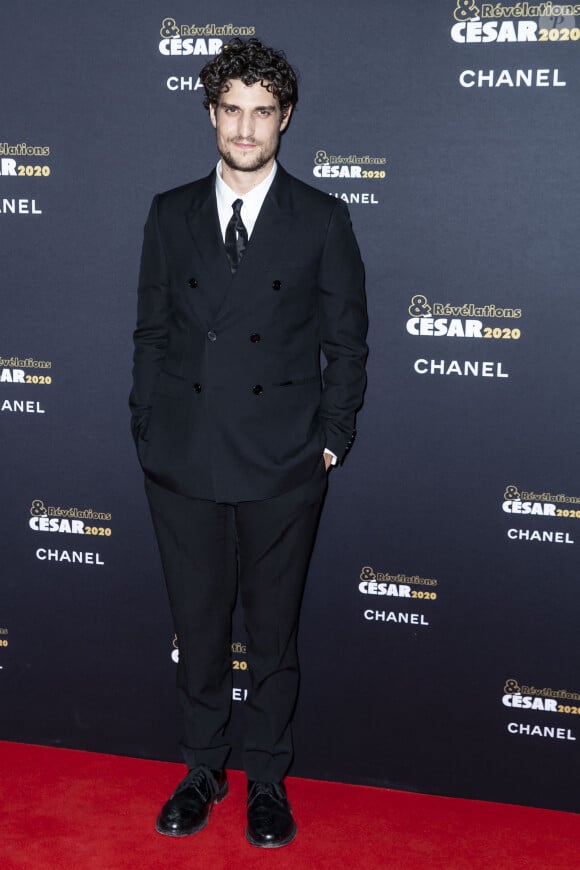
[129,194,170,443]
[317,199,368,462]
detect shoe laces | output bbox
[248,781,286,806]
[176,766,217,801]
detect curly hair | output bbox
[199,38,298,116]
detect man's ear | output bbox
[209,103,218,129]
[279,104,293,133]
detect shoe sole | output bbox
[155,781,228,837]
[245,821,297,849]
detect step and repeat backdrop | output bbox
[2,1,579,813]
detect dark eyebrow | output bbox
[219,101,276,112]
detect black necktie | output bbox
[224,198,248,274]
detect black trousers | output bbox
[145,462,327,782]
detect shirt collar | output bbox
[215,158,277,202]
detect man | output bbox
[130,38,367,848]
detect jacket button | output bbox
[193,383,202,393]
[272,279,282,290]
[188,277,198,288]
[252,384,263,396]
[207,330,217,341]
[250,333,261,343]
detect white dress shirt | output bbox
[215,159,277,241]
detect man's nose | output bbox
[237,111,255,139]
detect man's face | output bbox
[209,78,292,174]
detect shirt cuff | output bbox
[324,448,338,466]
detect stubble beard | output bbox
[220,139,279,174]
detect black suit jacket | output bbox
[130,165,368,502]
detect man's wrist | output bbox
[323,448,337,466]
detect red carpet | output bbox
[1,742,578,869]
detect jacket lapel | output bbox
[185,171,232,323]
[212,166,295,321]
[183,166,295,324]
[186,171,229,273]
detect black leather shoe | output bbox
[155,766,227,837]
[246,780,297,848]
